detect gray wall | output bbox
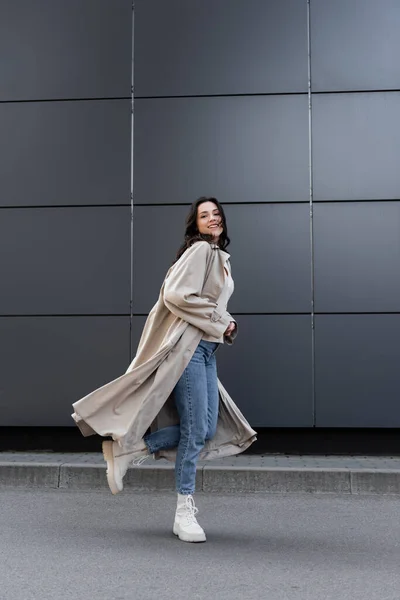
[1,0,399,429]
[0,0,133,426]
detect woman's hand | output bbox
[224,321,236,337]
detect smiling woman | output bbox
[72,195,256,544]
[175,196,230,262]
[198,201,223,235]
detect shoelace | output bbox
[184,495,199,524]
[131,454,150,466]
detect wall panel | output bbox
[0,100,131,207]
[134,95,309,204]
[0,0,132,101]
[132,205,187,314]
[0,316,130,426]
[131,315,147,359]
[313,202,400,313]
[311,0,400,92]
[0,207,131,315]
[215,315,313,427]
[135,0,308,96]
[312,93,400,201]
[315,315,400,427]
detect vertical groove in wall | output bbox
[129,2,135,362]
[307,0,317,427]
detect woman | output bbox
[72,197,256,543]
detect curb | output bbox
[1,462,400,494]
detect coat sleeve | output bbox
[163,242,232,339]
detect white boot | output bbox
[173,494,206,543]
[102,440,149,495]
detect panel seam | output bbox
[129,1,135,363]
[307,0,317,428]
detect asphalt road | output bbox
[0,489,399,600]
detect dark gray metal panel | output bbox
[132,205,187,314]
[132,315,313,428]
[0,100,131,207]
[135,0,308,96]
[313,202,400,313]
[310,0,400,92]
[217,316,313,427]
[0,316,130,426]
[134,95,309,204]
[312,93,400,201]
[131,315,148,360]
[0,0,132,101]
[132,204,312,314]
[0,207,131,315]
[315,315,400,427]
[227,204,311,313]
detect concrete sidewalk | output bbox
[1,452,400,494]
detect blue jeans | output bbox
[144,340,219,494]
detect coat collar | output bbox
[210,243,230,263]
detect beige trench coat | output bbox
[72,241,257,461]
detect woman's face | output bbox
[196,201,223,240]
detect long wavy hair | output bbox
[175,197,230,262]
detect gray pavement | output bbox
[2,452,400,494]
[0,488,399,600]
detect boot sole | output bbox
[173,524,206,543]
[102,441,121,495]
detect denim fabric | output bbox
[144,340,219,494]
